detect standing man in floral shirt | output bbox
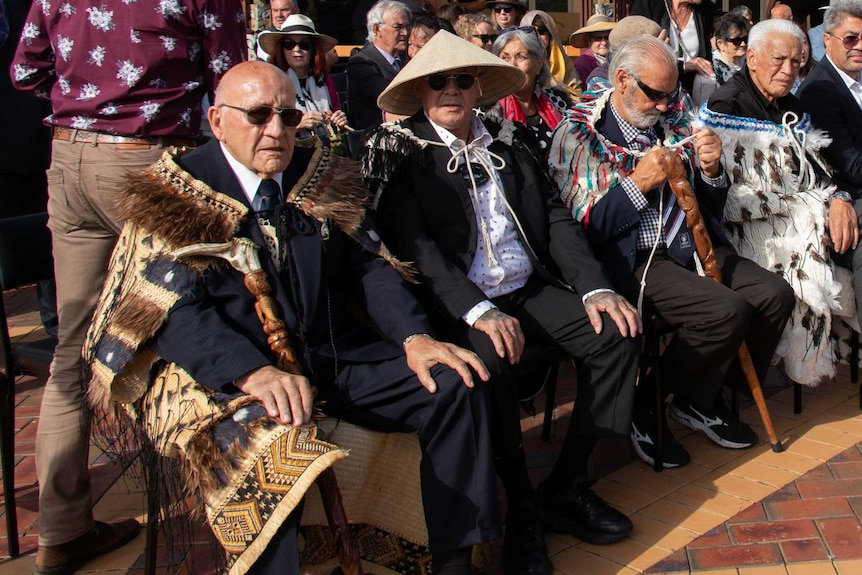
[12,2,245,573]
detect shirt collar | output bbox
[826,53,862,90]
[425,113,493,159]
[220,142,283,209]
[373,43,398,66]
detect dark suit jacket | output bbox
[150,139,432,390]
[346,43,401,130]
[373,113,613,323]
[798,56,862,198]
[629,0,715,93]
[585,106,730,291]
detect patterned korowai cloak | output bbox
[697,105,857,386]
[83,139,405,574]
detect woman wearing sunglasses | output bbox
[569,14,616,88]
[487,0,526,31]
[258,14,349,144]
[487,27,571,154]
[712,12,750,86]
[454,13,498,51]
[520,10,581,98]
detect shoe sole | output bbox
[668,404,756,449]
[543,513,632,545]
[630,434,687,468]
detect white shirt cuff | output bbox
[463,300,497,326]
[581,288,616,305]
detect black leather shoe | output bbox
[539,482,632,544]
[502,500,553,575]
[35,519,141,575]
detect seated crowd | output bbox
[11,0,862,574]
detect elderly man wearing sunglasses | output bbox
[83,60,500,575]
[551,35,794,469]
[363,31,641,575]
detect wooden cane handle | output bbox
[660,152,722,282]
[244,270,303,374]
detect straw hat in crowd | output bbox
[569,14,616,48]
[257,14,338,60]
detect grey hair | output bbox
[747,19,806,53]
[609,35,676,86]
[491,28,551,88]
[824,0,862,34]
[366,0,411,42]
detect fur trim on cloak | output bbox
[697,105,855,386]
[547,88,696,222]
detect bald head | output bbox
[209,61,298,179]
[770,3,794,20]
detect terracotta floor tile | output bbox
[545,532,575,558]
[694,472,777,502]
[784,437,846,461]
[682,570,739,575]
[834,558,862,574]
[778,538,830,563]
[729,504,768,524]
[665,485,750,519]
[830,445,862,462]
[643,548,687,574]
[819,517,862,559]
[744,448,825,476]
[687,525,731,549]
[736,566,790,575]
[797,478,862,500]
[628,515,700,551]
[603,465,687,498]
[847,495,862,518]
[786,562,838,575]
[807,416,862,439]
[764,483,802,502]
[724,460,802,489]
[591,480,661,515]
[791,427,861,450]
[765,497,853,520]
[578,535,673,573]
[550,546,637,575]
[729,519,818,544]
[793,464,834,483]
[688,542,782,570]
[828,461,862,480]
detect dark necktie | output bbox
[633,128,657,152]
[257,178,282,219]
[392,56,402,72]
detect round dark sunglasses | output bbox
[220,104,303,127]
[494,5,513,13]
[724,36,748,46]
[426,73,477,91]
[282,39,312,51]
[472,33,499,44]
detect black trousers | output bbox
[433,278,640,461]
[318,352,499,552]
[628,246,795,406]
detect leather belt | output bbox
[52,127,196,149]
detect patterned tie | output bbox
[392,56,402,72]
[257,178,282,219]
[633,128,657,152]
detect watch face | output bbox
[834,191,853,202]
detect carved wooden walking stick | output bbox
[173,239,364,575]
[659,152,785,453]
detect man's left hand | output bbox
[829,198,860,254]
[584,291,642,337]
[404,335,490,393]
[693,128,723,179]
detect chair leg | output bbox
[144,449,159,575]
[541,364,559,442]
[0,373,18,557]
[317,467,363,575]
[851,331,860,410]
[651,334,664,473]
[794,383,802,415]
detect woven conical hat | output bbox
[377,31,526,116]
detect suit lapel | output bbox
[823,58,862,113]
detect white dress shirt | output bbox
[826,53,862,111]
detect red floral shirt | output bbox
[12,0,247,137]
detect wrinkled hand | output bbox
[584,291,642,337]
[404,335,490,393]
[235,365,314,425]
[658,29,670,44]
[473,308,525,364]
[684,57,714,78]
[630,147,675,193]
[328,109,348,129]
[298,110,325,130]
[693,128,723,178]
[829,198,859,254]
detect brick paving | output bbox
[3,284,862,574]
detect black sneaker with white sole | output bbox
[630,410,691,468]
[668,396,758,449]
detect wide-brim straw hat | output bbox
[258,14,338,59]
[569,15,615,48]
[377,31,527,116]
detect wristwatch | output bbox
[830,190,853,204]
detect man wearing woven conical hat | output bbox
[362,30,641,575]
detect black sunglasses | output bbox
[829,32,862,50]
[282,39,312,51]
[724,36,748,46]
[472,33,499,44]
[535,25,550,35]
[220,104,303,127]
[494,5,513,12]
[426,73,477,90]
[629,73,679,102]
